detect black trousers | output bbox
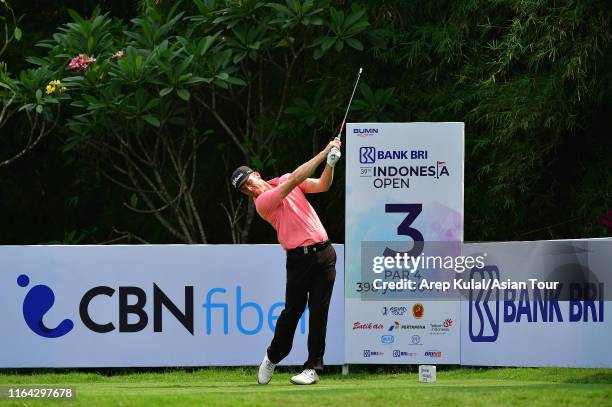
[267,244,336,372]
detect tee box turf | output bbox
[419,365,436,383]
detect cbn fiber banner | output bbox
[0,244,344,367]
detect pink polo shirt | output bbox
[255,174,328,250]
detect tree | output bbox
[1,0,609,244]
[0,0,59,168]
[0,1,371,243]
[187,0,370,242]
[365,0,612,239]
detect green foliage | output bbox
[285,83,332,126]
[352,83,399,121]
[367,0,612,239]
[0,0,21,45]
[312,5,369,59]
[0,0,610,243]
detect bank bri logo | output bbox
[468,263,604,343]
[468,265,500,342]
[17,274,74,338]
[360,146,376,164]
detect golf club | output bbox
[329,67,363,162]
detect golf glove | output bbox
[327,147,341,167]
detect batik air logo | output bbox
[468,266,604,343]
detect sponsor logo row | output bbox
[352,319,453,335]
[363,349,443,358]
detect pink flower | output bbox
[111,50,125,59]
[69,54,96,72]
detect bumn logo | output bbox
[360,146,375,164]
[17,274,74,338]
[468,266,500,342]
[353,128,378,137]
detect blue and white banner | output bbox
[0,245,344,367]
[345,122,464,364]
[461,238,612,368]
[1,238,610,368]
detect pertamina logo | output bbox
[388,321,425,331]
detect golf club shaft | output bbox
[336,67,363,141]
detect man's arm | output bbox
[278,138,341,199]
[300,164,334,193]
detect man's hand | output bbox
[325,137,342,154]
[279,137,342,198]
[326,137,342,168]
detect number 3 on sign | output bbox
[384,204,424,257]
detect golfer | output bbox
[230,137,342,385]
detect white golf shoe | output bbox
[257,353,276,384]
[290,369,319,385]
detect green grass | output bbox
[0,367,611,406]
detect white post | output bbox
[342,364,349,376]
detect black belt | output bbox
[287,240,331,256]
